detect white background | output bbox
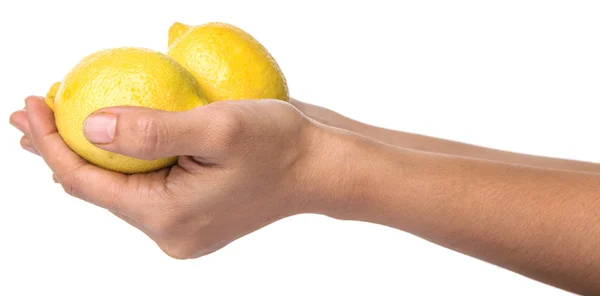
[1,1,598,295]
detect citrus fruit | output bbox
[50,47,208,173]
[167,22,289,102]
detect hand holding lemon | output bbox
[45,22,290,173]
[13,20,600,295]
[10,21,323,259]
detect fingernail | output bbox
[84,113,116,144]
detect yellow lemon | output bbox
[167,22,289,102]
[45,81,61,111]
[51,47,208,174]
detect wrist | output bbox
[299,125,358,217]
[297,121,414,221]
[293,99,367,134]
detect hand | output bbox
[10,96,327,259]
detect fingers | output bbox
[25,96,136,214]
[9,109,31,135]
[20,136,39,155]
[12,109,38,155]
[83,105,231,160]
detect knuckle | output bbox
[59,166,84,197]
[210,107,244,147]
[132,116,164,159]
[58,165,126,212]
[61,177,80,197]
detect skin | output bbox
[9,96,600,295]
[290,98,600,174]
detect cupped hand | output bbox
[9,96,330,259]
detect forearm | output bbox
[312,127,600,295]
[294,100,600,173]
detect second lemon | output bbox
[167,22,289,102]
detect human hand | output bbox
[9,96,331,259]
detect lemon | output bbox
[45,81,61,111]
[167,22,289,102]
[51,47,208,174]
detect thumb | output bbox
[83,106,213,160]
